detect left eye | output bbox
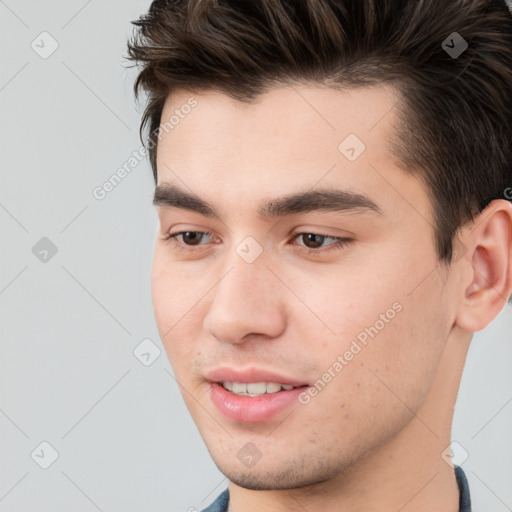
[293,232,344,250]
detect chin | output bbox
[211,452,346,491]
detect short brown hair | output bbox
[127,0,512,262]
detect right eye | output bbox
[162,230,217,252]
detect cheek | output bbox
[151,254,207,364]
[300,269,448,422]
[151,247,208,320]
[354,290,449,413]
[282,261,401,354]
[295,310,440,454]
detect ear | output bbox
[455,199,512,332]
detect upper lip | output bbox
[204,367,309,387]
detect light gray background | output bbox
[0,1,510,511]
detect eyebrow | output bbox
[153,183,383,220]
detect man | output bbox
[128,0,512,510]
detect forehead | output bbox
[155,84,432,224]
[159,83,401,155]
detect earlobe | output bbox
[455,199,512,333]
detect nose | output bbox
[202,255,287,345]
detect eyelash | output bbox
[161,230,353,255]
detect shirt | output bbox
[200,465,471,512]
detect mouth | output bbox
[220,381,301,396]
[204,367,310,422]
[209,381,309,423]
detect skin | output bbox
[150,84,512,512]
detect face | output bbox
[151,84,458,489]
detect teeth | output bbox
[247,382,267,394]
[266,382,282,393]
[222,381,297,396]
[232,382,247,394]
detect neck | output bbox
[228,326,471,512]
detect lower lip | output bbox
[209,382,308,423]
